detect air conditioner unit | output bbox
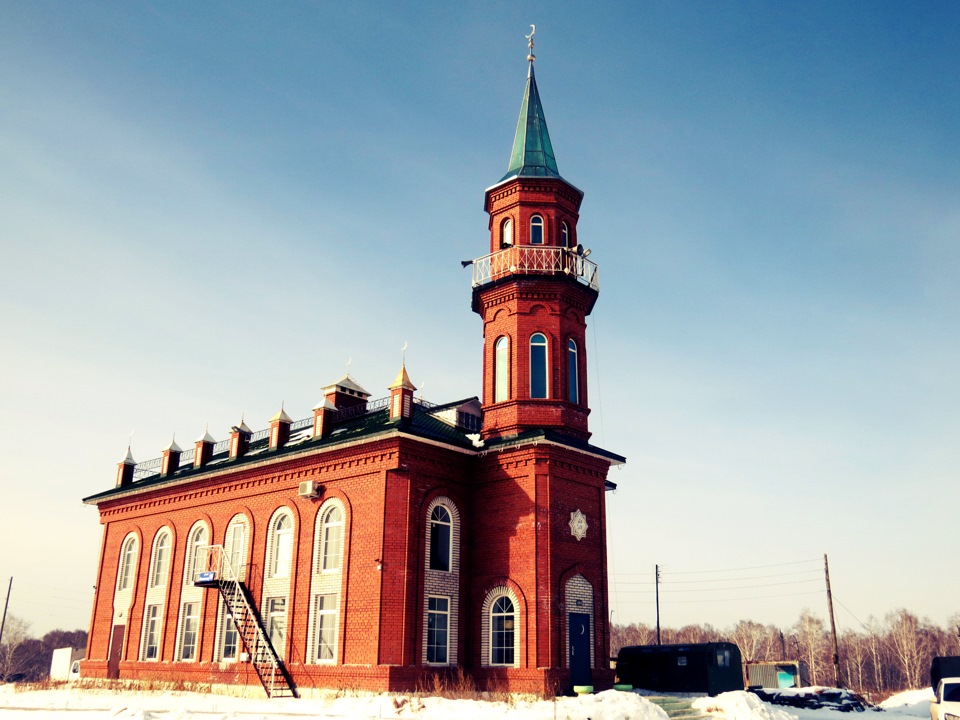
[298,480,321,498]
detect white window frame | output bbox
[529,332,549,399]
[270,512,294,578]
[314,593,338,663]
[530,214,544,244]
[178,601,200,661]
[321,506,344,572]
[117,535,137,591]
[142,604,162,661]
[150,530,171,588]
[426,595,450,665]
[494,336,509,403]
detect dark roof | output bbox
[82,402,477,505]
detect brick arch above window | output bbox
[481,585,522,668]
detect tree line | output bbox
[0,615,87,683]
[612,608,960,701]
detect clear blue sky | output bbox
[1,1,957,638]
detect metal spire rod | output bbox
[526,24,536,67]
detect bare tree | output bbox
[794,610,827,686]
[886,609,929,690]
[0,615,32,682]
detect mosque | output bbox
[81,36,624,697]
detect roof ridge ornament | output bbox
[526,24,536,70]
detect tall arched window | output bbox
[490,596,516,666]
[429,505,452,572]
[186,525,208,582]
[321,505,344,571]
[150,531,171,588]
[561,221,570,247]
[271,513,294,578]
[501,217,513,247]
[530,215,544,244]
[494,336,509,403]
[530,333,548,399]
[117,536,138,591]
[567,339,579,404]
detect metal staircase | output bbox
[194,545,297,698]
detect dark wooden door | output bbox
[107,624,125,679]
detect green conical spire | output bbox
[501,63,562,182]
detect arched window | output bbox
[271,512,294,578]
[530,215,544,244]
[530,333,548,399]
[490,596,516,666]
[501,217,513,247]
[429,505,452,572]
[321,505,344,571]
[494,336,509,403]
[186,524,208,582]
[150,531,171,588]
[117,536,137,591]
[225,515,248,578]
[561,221,570,247]
[567,339,579,404]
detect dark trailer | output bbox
[616,643,743,696]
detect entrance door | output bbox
[569,612,591,687]
[107,624,125,679]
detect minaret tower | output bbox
[470,30,600,442]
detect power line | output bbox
[663,558,821,575]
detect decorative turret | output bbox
[323,375,371,411]
[194,428,215,468]
[312,398,337,440]
[229,418,252,460]
[388,364,416,422]
[269,406,293,450]
[116,446,135,487]
[160,436,182,477]
[471,31,598,442]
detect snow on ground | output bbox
[0,685,935,720]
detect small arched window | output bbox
[118,536,137,591]
[567,339,579,404]
[561,221,570,247]
[494,336,509,403]
[151,531,171,588]
[271,513,294,578]
[187,525,208,581]
[501,218,513,248]
[321,505,344,571]
[530,215,544,244]
[530,333,548,399]
[429,505,452,572]
[490,596,516,666]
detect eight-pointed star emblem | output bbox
[569,509,588,541]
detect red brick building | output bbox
[82,52,624,697]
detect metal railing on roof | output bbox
[470,245,599,291]
[125,395,481,484]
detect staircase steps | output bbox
[644,695,712,720]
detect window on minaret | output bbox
[530,333,548,399]
[494,336,509,402]
[501,218,513,247]
[568,339,579,404]
[561,221,570,247]
[530,215,544,244]
[429,505,452,571]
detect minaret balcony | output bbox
[470,246,599,291]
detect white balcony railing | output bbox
[470,246,599,291]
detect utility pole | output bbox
[655,564,661,646]
[0,577,12,649]
[824,554,842,687]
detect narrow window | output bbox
[227,522,245,577]
[567,339,579,404]
[151,532,170,588]
[322,506,344,571]
[272,514,293,577]
[501,217,513,247]
[315,594,338,662]
[561,221,570,247]
[118,537,137,591]
[494,336,509,403]
[427,596,450,664]
[530,333,548,399]
[179,602,199,660]
[429,506,452,572]
[530,215,544,244]
[221,608,238,661]
[490,596,515,666]
[143,605,162,660]
[187,526,208,582]
[266,597,287,659]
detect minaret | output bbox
[470,32,600,441]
